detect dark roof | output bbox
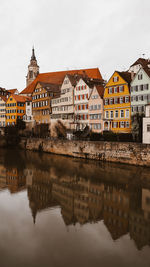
[95,85,105,98]
[117,71,132,84]
[143,67,150,78]
[20,68,102,95]
[37,82,60,92]
[130,58,150,68]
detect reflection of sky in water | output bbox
[0,150,150,267]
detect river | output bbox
[0,149,150,267]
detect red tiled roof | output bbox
[0,95,7,102]
[10,94,30,102]
[20,68,102,95]
[7,89,18,94]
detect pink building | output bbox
[89,85,104,133]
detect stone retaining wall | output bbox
[20,138,150,167]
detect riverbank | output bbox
[19,138,150,167]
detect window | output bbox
[147,124,150,132]
[120,121,125,128]
[110,98,113,105]
[115,110,118,118]
[114,87,118,93]
[138,74,143,80]
[120,97,123,104]
[114,98,118,104]
[110,111,113,119]
[113,76,119,82]
[126,121,130,128]
[119,86,124,92]
[125,96,129,103]
[140,84,143,91]
[120,110,124,118]
[113,122,118,128]
[125,109,129,118]
[109,87,113,94]
[144,84,149,90]
[105,111,109,119]
[105,99,108,105]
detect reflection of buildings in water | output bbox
[103,185,130,240]
[129,209,150,250]
[0,164,7,190]
[88,182,104,222]
[27,170,58,224]
[129,187,150,250]
[142,189,150,220]
[6,168,26,194]
[24,168,34,187]
[23,164,150,250]
[52,176,104,225]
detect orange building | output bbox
[6,95,30,126]
[104,71,132,133]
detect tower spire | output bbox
[31,46,36,61]
[26,47,39,86]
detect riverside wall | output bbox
[20,138,150,167]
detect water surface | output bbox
[0,149,150,267]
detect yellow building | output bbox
[6,95,29,126]
[104,71,132,133]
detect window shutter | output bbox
[83,94,84,99]
[86,94,88,99]
[79,105,80,110]
[85,85,87,89]
[112,87,114,93]
[118,98,119,104]
[123,97,125,103]
[79,95,80,100]
[75,96,76,100]
[117,87,119,93]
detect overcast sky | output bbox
[0,0,150,91]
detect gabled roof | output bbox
[0,95,7,102]
[143,67,150,78]
[9,94,31,103]
[117,71,132,85]
[95,85,105,99]
[7,89,18,94]
[37,81,60,92]
[130,58,150,68]
[20,68,102,95]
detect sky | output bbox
[0,0,150,92]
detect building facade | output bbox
[104,71,132,133]
[143,104,150,144]
[131,68,150,115]
[6,95,28,125]
[0,96,7,127]
[32,82,59,124]
[51,74,79,128]
[88,85,104,133]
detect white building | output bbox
[23,98,35,129]
[0,96,7,127]
[51,74,78,128]
[143,104,150,144]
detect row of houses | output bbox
[1,48,150,142]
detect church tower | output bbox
[26,47,39,86]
